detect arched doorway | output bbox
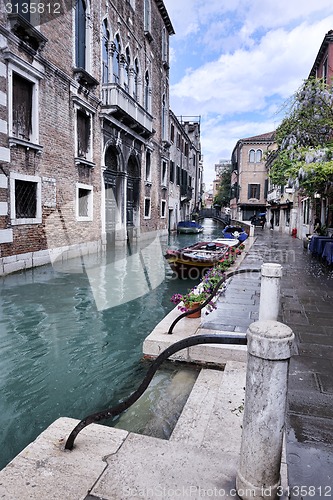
[126,155,140,228]
[103,145,123,244]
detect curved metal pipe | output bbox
[65,332,247,450]
[168,268,260,334]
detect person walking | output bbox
[261,215,266,229]
[314,215,321,234]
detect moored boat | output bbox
[212,238,239,247]
[222,225,248,242]
[165,241,230,279]
[177,220,204,234]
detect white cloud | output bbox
[170,19,333,118]
[200,117,277,185]
[163,0,333,185]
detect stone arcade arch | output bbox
[126,154,140,230]
[103,144,124,244]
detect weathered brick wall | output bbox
[0,1,103,259]
[0,0,173,267]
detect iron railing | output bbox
[65,268,260,450]
[65,332,247,450]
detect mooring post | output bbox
[236,320,295,500]
[259,263,282,321]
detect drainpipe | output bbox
[236,320,295,500]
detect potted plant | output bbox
[171,289,215,318]
[170,243,245,318]
[170,268,227,318]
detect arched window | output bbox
[256,149,263,162]
[134,58,139,100]
[113,34,121,83]
[75,0,87,69]
[144,70,149,111]
[102,20,109,83]
[249,149,255,162]
[124,47,131,92]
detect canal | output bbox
[0,219,222,470]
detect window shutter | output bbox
[75,0,86,69]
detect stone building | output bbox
[0,0,175,275]
[230,132,276,221]
[168,112,202,231]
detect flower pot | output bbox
[185,301,202,318]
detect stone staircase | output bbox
[0,360,287,499]
[0,362,247,499]
[89,361,247,499]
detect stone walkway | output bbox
[226,228,333,497]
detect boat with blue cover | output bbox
[177,221,204,234]
[222,225,248,242]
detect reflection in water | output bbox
[0,220,222,469]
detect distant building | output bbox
[212,159,231,200]
[168,113,202,230]
[309,29,333,84]
[231,132,276,221]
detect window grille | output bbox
[15,180,37,218]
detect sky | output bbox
[162,0,333,189]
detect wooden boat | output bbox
[177,220,204,234]
[165,241,230,278]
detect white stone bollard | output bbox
[236,320,295,500]
[258,263,282,321]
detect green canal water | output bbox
[0,220,221,469]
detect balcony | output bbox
[180,186,193,201]
[101,84,153,139]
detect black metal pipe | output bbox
[65,332,247,450]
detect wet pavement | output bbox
[226,228,333,498]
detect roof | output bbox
[231,131,276,165]
[155,0,175,35]
[240,131,276,143]
[309,30,333,77]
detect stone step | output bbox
[170,361,246,454]
[0,360,287,499]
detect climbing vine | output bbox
[269,78,333,196]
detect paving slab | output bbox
[91,432,240,500]
[0,417,128,500]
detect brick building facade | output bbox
[230,132,276,221]
[0,0,175,275]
